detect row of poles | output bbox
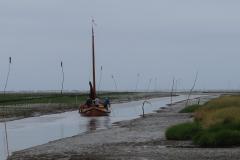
[1,57,196,97]
[0,58,186,95]
[1,58,177,96]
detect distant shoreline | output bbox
[0,92,173,122]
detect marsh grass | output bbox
[0,93,85,105]
[166,95,240,147]
[0,92,129,118]
[196,107,240,128]
[0,92,157,106]
[180,104,202,113]
[166,122,202,140]
[195,130,240,147]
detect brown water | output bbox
[0,95,204,160]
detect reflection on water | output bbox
[0,95,205,160]
[87,116,111,132]
[88,118,98,131]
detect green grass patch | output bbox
[194,129,240,147]
[166,95,240,147]
[0,92,140,105]
[196,106,240,128]
[166,122,202,140]
[180,104,202,113]
[0,93,88,105]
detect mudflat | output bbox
[9,95,240,160]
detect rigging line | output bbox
[88,32,92,83]
[88,38,92,83]
[88,57,92,82]
[88,18,97,83]
[98,66,103,91]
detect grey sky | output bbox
[0,0,240,91]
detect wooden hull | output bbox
[79,104,110,117]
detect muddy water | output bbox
[0,95,203,160]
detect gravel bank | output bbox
[9,95,239,160]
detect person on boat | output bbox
[104,97,110,110]
[85,98,93,106]
[94,98,100,107]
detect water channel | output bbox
[0,95,204,160]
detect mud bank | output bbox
[9,95,238,160]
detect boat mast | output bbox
[92,21,96,99]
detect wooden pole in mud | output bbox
[60,61,65,95]
[174,79,178,95]
[170,77,175,106]
[185,72,199,107]
[3,57,11,158]
[4,57,11,95]
[141,100,152,117]
[142,102,145,117]
[154,77,157,92]
[111,75,118,91]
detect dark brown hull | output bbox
[79,105,110,117]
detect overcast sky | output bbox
[0,0,240,91]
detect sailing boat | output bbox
[79,21,111,116]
